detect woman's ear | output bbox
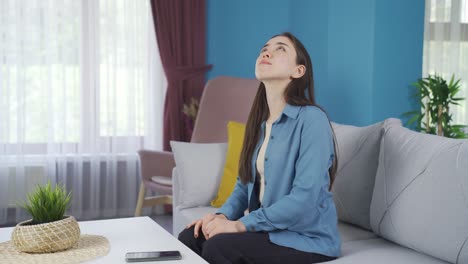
[291,65,306,79]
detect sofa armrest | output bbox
[137,150,175,182]
[172,167,181,209]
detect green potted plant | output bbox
[404,74,468,139]
[11,181,80,253]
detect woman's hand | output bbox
[186,213,227,238]
[204,218,247,239]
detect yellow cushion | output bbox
[210,121,246,207]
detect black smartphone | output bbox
[125,250,182,262]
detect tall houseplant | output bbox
[404,74,468,139]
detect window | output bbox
[423,0,468,126]
[0,0,165,224]
[0,0,162,154]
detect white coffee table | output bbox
[0,216,208,263]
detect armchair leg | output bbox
[135,183,173,217]
[143,195,172,206]
[135,183,146,217]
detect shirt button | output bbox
[270,135,274,140]
[265,157,268,162]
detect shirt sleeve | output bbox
[216,176,248,220]
[239,111,334,232]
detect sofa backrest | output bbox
[370,120,468,264]
[191,76,260,143]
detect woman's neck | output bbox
[263,80,289,124]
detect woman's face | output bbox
[255,36,304,82]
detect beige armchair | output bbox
[135,76,260,216]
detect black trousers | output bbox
[178,226,337,264]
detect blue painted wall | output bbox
[372,0,425,124]
[327,0,376,125]
[289,0,329,117]
[206,0,290,79]
[206,0,425,126]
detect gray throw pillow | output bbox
[370,122,468,264]
[170,141,227,209]
[331,118,401,231]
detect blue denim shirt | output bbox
[217,104,341,257]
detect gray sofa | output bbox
[171,118,468,263]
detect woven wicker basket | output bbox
[11,215,81,253]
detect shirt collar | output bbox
[261,104,301,129]
[282,103,301,120]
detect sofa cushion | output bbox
[173,199,377,243]
[370,121,468,263]
[331,118,401,231]
[170,141,227,209]
[328,238,448,263]
[338,222,377,243]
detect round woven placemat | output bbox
[0,234,110,264]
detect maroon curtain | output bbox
[150,0,212,151]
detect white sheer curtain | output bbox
[0,0,166,225]
[423,0,468,127]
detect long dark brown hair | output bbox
[239,32,338,191]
